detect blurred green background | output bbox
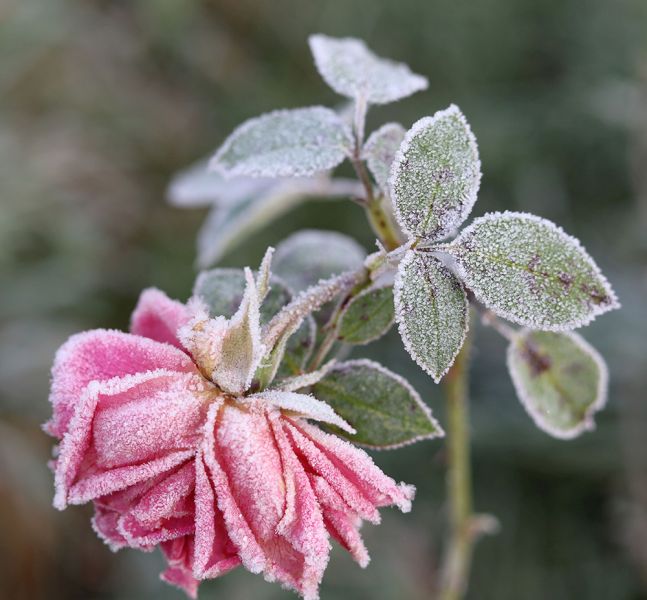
[1,0,646,598]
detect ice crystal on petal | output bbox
[309,34,428,105]
[210,107,353,179]
[445,211,620,330]
[362,122,406,193]
[394,250,469,383]
[390,105,481,240]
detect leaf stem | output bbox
[439,326,475,600]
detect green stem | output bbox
[440,329,475,600]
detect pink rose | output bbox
[46,273,414,599]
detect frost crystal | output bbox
[394,250,469,383]
[507,329,609,439]
[361,122,406,193]
[445,211,620,330]
[210,106,353,178]
[309,34,428,105]
[390,105,481,240]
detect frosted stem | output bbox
[439,326,475,600]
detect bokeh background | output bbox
[1,1,646,598]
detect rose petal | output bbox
[309,474,369,567]
[269,413,331,600]
[292,420,414,513]
[201,403,267,574]
[47,330,195,438]
[54,369,203,509]
[130,288,191,350]
[193,452,241,579]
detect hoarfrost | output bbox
[390,105,481,240]
[361,122,406,193]
[394,250,469,383]
[210,106,353,178]
[445,211,620,330]
[309,34,428,105]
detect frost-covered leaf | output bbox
[507,329,608,439]
[445,212,620,330]
[194,268,315,377]
[263,269,366,354]
[274,362,334,393]
[210,106,352,178]
[311,359,443,448]
[337,285,395,345]
[196,177,362,268]
[362,122,405,193]
[167,160,273,207]
[212,269,263,394]
[250,390,355,434]
[273,229,367,293]
[394,250,469,383]
[309,34,428,105]
[390,105,481,240]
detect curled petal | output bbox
[309,475,369,568]
[193,453,241,579]
[201,403,267,574]
[47,330,195,438]
[297,421,414,512]
[54,370,206,509]
[130,288,191,349]
[269,413,331,600]
[161,537,199,599]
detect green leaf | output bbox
[167,159,272,207]
[273,229,366,293]
[361,122,405,192]
[445,211,620,330]
[195,177,362,268]
[337,285,395,345]
[311,359,443,448]
[394,250,469,383]
[210,106,352,178]
[507,329,608,439]
[309,34,428,105]
[390,105,481,240]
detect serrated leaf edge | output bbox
[506,329,609,440]
[389,104,481,241]
[446,210,621,331]
[326,358,444,449]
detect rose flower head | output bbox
[45,250,416,599]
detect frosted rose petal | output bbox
[130,288,191,349]
[47,329,195,437]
